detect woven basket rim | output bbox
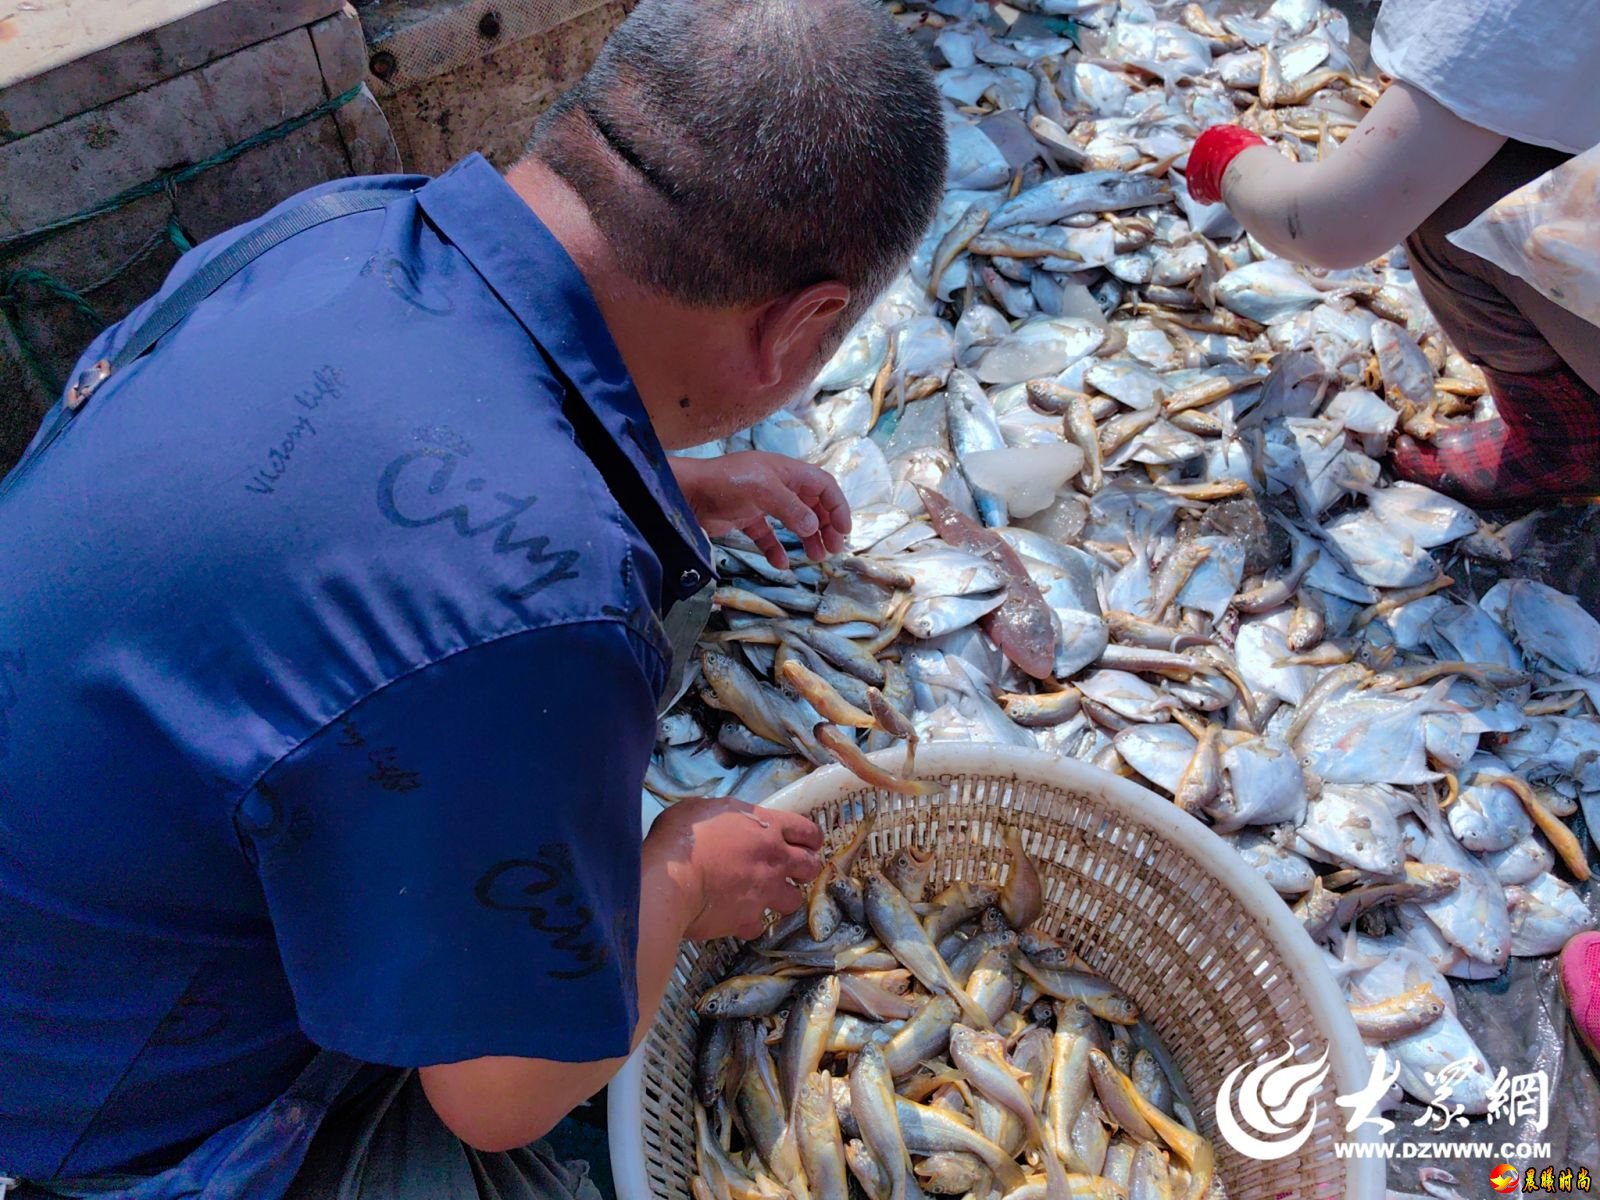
[609,744,1386,1200]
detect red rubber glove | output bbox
[1185,125,1267,205]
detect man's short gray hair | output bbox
[530,0,947,316]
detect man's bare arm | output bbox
[418,798,822,1151]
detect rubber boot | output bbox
[1559,930,1600,1062]
[1390,362,1600,504]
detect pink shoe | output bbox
[1560,931,1600,1061]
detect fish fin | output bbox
[951,986,998,1032]
[1339,923,1386,973]
[1403,781,1448,840]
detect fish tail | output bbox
[1040,1129,1076,1200]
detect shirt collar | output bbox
[415,154,713,601]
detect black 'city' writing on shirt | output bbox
[474,846,609,981]
[376,445,581,605]
[337,718,422,793]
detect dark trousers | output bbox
[1406,140,1600,393]
[13,1058,603,1200]
[287,1069,605,1200]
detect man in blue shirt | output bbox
[0,0,946,1194]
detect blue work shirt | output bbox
[0,154,712,1184]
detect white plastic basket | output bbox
[610,744,1384,1200]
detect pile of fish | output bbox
[652,0,1599,1118]
[691,829,1219,1200]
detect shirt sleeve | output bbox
[236,620,664,1067]
[1370,0,1600,155]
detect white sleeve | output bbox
[1371,0,1600,155]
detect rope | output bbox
[1,83,364,394]
[0,270,102,393]
[82,228,168,296]
[0,83,364,257]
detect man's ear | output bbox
[751,282,852,389]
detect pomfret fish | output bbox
[1410,795,1513,968]
[1486,578,1600,676]
[815,319,888,394]
[1483,835,1555,887]
[975,318,1107,387]
[1446,769,1530,854]
[1228,830,1317,895]
[1505,873,1594,956]
[1078,670,1179,723]
[1214,260,1329,323]
[1114,724,1197,795]
[1295,784,1406,875]
[1214,736,1307,831]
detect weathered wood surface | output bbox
[360,0,612,95]
[0,0,626,471]
[0,4,398,474]
[0,0,346,141]
[1,31,333,237]
[375,0,633,175]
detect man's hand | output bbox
[670,451,852,569]
[420,797,822,1153]
[644,795,824,941]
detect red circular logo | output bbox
[1491,1164,1520,1194]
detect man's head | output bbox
[521,0,945,446]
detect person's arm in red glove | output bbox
[1184,81,1506,269]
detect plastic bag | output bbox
[1448,141,1600,326]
